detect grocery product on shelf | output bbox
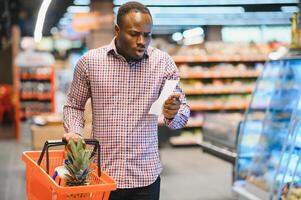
[153,41,280,147]
[172,42,277,57]
[17,66,55,120]
[177,61,260,148]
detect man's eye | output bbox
[130,32,139,36]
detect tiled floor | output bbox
[0,124,236,200]
[160,147,235,200]
[0,140,30,200]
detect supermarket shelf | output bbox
[20,93,52,100]
[189,102,248,111]
[173,55,267,63]
[199,141,236,164]
[183,86,254,95]
[180,71,260,79]
[169,135,202,147]
[20,74,52,81]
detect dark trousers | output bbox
[109,176,160,200]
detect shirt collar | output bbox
[107,37,150,60]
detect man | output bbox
[63,1,190,200]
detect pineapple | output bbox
[64,139,95,186]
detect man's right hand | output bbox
[63,132,82,142]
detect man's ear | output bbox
[115,24,120,37]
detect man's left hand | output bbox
[163,93,181,120]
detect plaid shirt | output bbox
[63,38,190,188]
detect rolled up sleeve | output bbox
[63,55,91,136]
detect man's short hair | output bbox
[117,1,152,27]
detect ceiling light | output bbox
[73,0,90,5]
[281,6,299,13]
[172,32,183,41]
[149,7,245,14]
[113,0,298,6]
[114,6,245,14]
[50,27,58,34]
[67,6,90,13]
[183,27,204,39]
[64,12,74,18]
[151,12,292,26]
[59,18,71,26]
[34,0,52,42]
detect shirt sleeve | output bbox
[162,53,190,129]
[63,55,91,136]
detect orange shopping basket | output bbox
[22,139,117,200]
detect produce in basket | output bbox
[53,139,95,186]
[64,139,95,186]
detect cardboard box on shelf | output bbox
[31,99,93,150]
[31,123,92,150]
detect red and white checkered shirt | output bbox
[63,38,190,188]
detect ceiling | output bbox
[2,0,301,38]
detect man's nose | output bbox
[137,34,145,45]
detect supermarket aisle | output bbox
[160,147,235,200]
[0,138,235,200]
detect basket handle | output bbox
[37,139,101,177]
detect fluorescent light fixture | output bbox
[172,32,183,41]
[67,6,90,13]
[151,12,292,26]
[149,7,245,14]
[183,27,204,39]
[34,0,52,42]
[73,0,90,5]
[114,6,245,14]
[113,0,298,6]
[281,6,299,13]
[183,36,204,46]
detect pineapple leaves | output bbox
[64,139,95,186]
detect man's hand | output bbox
[163,93,181,120]
[63,132,82,142]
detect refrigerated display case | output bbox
[275,68,301,200]
[233,55,301,200]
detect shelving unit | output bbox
[167,54,266,149]
[15,66,56,140]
